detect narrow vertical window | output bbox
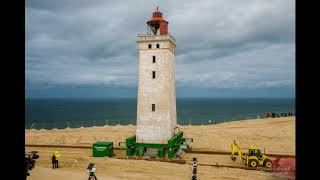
[156,44,160,48]
[152,104,155,112]
[148,44,152,49]
[152,71,156,79]
[152,56,156,63]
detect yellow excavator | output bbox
[230,140,273,168]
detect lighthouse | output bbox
[136,7,177,144]
[119,8,192,159]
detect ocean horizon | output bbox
[25,97,295,129]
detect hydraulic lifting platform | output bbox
[119,131,193,159]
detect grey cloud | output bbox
[26,0,295,91]
[176,43,294,89]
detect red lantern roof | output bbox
[147,7,169,35]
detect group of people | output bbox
[266,112,295,118]
[51,151,60,169]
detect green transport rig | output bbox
[119,131,193,159]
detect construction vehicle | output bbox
[230,140,273,168]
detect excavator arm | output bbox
[231,140,243,161]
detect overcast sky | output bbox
[26,0,295,98]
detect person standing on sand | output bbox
[51,154,56,169]
[54,151,60,168]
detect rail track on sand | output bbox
[25,144,295,158]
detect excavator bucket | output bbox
[231,156,236,161]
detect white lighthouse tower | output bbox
[136,8,177,144]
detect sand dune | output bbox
[26,117,295,154]
[25,117,295,179]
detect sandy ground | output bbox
[25,117,295,180]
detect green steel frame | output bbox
[120,131,193,159]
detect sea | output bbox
[25,98,295,129]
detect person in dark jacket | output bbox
[51,154,56,169]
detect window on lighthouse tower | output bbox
[152,56,156,63]
[152,71,156,79]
